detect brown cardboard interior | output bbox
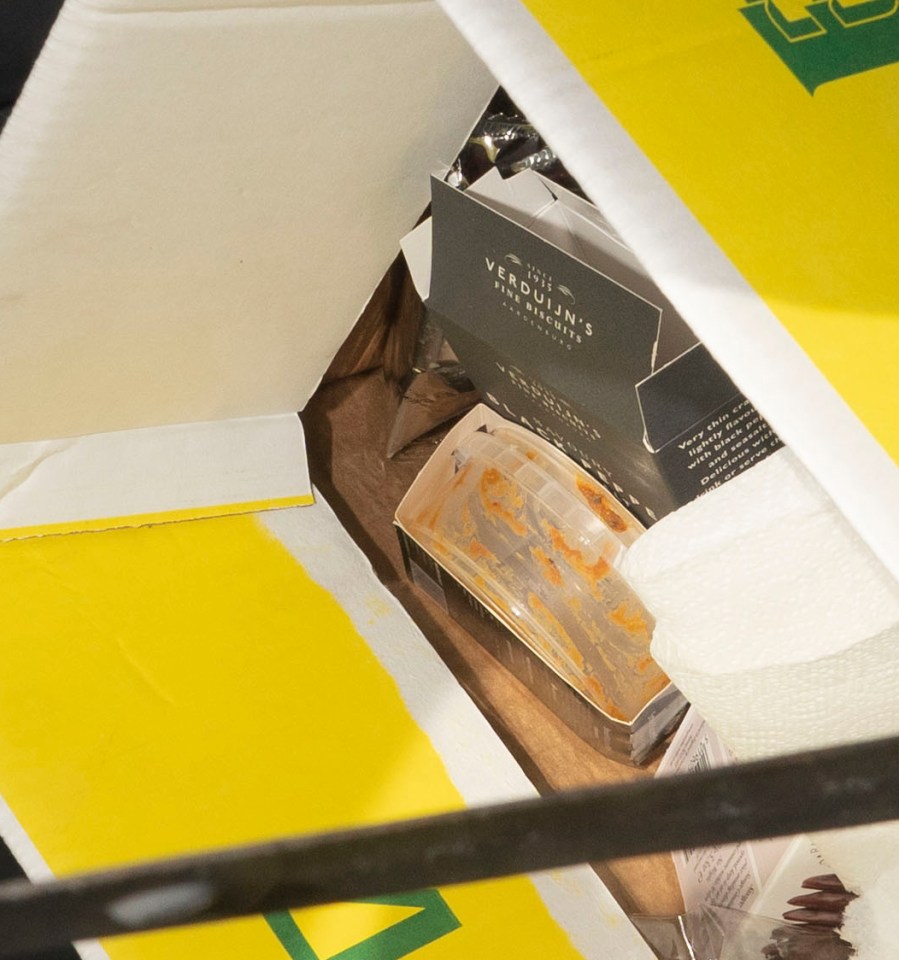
[302,366,683,918]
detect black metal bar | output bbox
[0,734,897,956]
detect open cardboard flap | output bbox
[0,414,312,540]
[0,0,495,535]
[435,0,899,580]
[0,490,658,960]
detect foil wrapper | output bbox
[633,905,852,960]
[386,89,586,456]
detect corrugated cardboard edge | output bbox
[263,496,657,960]
[0,414,312,539]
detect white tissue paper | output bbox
[621,447,899,960]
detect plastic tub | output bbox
[405,426,668,721]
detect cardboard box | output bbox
[396,403,687,765]
[424,170,782,526]
[0,0,498,535]
[0,4,672,958]
[1,1,896,956]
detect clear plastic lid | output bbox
[489,425,644,547]
[406,425,667,721]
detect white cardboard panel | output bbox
[0,413,312,538]
[0,0,495,443]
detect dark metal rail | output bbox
[0,734,897,956]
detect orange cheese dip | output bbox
[459,501,475,540]
[473,574,514,620]
[467,539,497,563]
[635,654,655,675]
[576,477,628,533]
[527,592,587,674]
[641,671,671,701]
[581,676,627,721]
[530,546,563,587]
[478,467,528,537]
[609,602,649,637]
[545,523,610,586]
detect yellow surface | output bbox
[0,494,314,541]
[0,513,586,959]
[520,0,898,461]
[282,900,422,957]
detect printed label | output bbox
[267,892,461,960]
[741,0,899,93]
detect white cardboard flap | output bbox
[0,0,495,444]
[434,0,899,580]
[0,414,312,539]
[0,0,494,528]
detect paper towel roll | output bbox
[621,448,899,959]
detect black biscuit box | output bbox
[425,169,781,526]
